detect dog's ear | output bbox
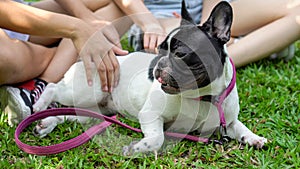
[201,2,233,44]
[180,0,195,25]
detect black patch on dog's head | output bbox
[149,1,233,94]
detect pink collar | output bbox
[193,58,236,132]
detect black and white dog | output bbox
[33,1,267,156]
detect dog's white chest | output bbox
[160,97,219,133]
[111,52,157,117]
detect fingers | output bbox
[77,21,122,93]
[144,33,157,53]
[82,55,94,87]
[108,50,120,88]
[112,45,128,56]
[81,42,119,92]
[144,33,167,53]
[157,34,166,46]
[92,50,119,93]
[92,52,109,92]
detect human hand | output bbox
[83,15,124,51]
[74,21,128,93]
[143,25,167,53]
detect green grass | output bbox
[0,38,299,168]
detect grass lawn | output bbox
[1,34,300,168]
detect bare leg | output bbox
[38,39,77,83]
[228,0,300,67]
[0,29,55,85]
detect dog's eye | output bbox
[170,43,179,51]
[158,37,169,49]
[158,48,168,56]
[158,41,168,55]
[174,51,186,58]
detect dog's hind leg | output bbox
[32,106,97,138]
[226,120,267,148]
[33,115,67,138]
[33,115,90,138]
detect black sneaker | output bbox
[1,78,58,126]
[30,78,58,109]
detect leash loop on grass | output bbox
[15,108,209,155]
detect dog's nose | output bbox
[155,70,169,84]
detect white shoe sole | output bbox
[5,87,31,126]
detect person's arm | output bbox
[0,0,83,39]
[0,0,127,92]
[113,0,166,52]
[201,0,222,24]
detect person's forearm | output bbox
[113,0,162,30]
[0,0,84,40]
[201,0,222,24]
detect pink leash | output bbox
[15,108,209,155]
[15,59,236,155]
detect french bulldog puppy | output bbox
[33,1,267,156]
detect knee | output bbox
[285,2,300,18]
[286,8,300,28]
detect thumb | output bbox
[112,46,129,56]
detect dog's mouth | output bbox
[157,74,209,95]
[157,77,198,95]
[157,77,181,94]
[155,67,207,95]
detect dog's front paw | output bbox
[122,140,158,156]
[122,141,139,156]
[241,134,267,149]
[122,136,164,159]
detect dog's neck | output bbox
[180,54,234,99]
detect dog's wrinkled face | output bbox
[151,1,233,94]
